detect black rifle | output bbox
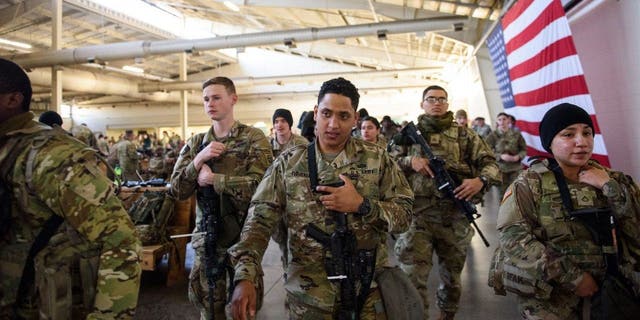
[569,208,619,274]
[401,122,490,247]
[305,181,376,320]
[197,145,222,320]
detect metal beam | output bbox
[7,16,465,68]
[139,67,443,92]
[0,0,48,28]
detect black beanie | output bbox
[39,110,63,126]
[539,103,594,153]
[273,108,293,128]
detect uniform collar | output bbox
[0,112,39,138]
[313,137,362,169]
[204,120,242,143]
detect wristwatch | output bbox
[356,198,371,217]
[479,175,488,190]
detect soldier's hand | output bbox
[574,272,599,297]
[197,163,214,187]
[194,141,226,170]
[230,280,257,320]
[411,156,434,177]
[454,177,484,201]
[500,154,520,162]
[317,174,363,213]
[578,165,610,189]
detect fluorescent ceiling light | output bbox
[223,1,240,12]
[123,65,144,73]
[0,38,32,49]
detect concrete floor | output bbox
[136,187,520,319]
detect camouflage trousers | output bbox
[394,210,474,316]
[517,287,581,320]
[188,257,231,320]
[286,288,387,320]
[500,170,521,196]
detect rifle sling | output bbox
[306,141,376,317]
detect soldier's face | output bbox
[421,89,449,117]
[497,115,511,130]
[314,93,357,154]
[551,123,594,169]
[202,84,237,121]
[360,120,379,143]
[273,117,291,137]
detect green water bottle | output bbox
[114,164,122,184]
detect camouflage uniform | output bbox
[269,133,309,270]
[473,123,492,139]
[170,121,272,319]
[485,128,527,194]
[110,139,140,181]
[393,112,500,316]
[497,159,640,319]
[0,112,142,319]
[228,138,414,319]
[269,133,308,159]
[70,124,99,149]
[97,137,110,156]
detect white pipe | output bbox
[27,68,202,104]
[138,66,443,92]
[9,17,464,68]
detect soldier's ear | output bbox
[4,92,24,110]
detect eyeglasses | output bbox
[424,96,448,104]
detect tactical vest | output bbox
[0,123,101,319]
[489,161,607,298]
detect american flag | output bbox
[487,0,609,167]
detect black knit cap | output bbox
[272,108,293,128]
[39,110,63,126]
[539,103,594,153]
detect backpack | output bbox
[127,190,175,245]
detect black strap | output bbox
[15,214,64,311]
[548,158,575,212]
[307,141,320,190]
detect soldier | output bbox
[360,115,388,149]
[228,77,414,319]
[269,108,308,271]
[0,59,141,318]
[170,76,272,319]
[109,130,140,182]
[454,109,469,127]
[380,115,400,142]
[485,112,527,195]
[393,85,500,319]
[270,108,308,159]
[496,103,640,318]
[70,122,99,149]
[472,116,492,139]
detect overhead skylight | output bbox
[90,0,246,39]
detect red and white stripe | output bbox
[501,0,609,166]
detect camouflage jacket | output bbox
[269,133,308,159]
[485,128,527,173]
[472,124,492,139]
[0,112,141,319]
[109,139,139,181]
[497,159,640,292]
[170,121,272,255]
[395,113,500,212]
[70,124,98,149]
[228,138,414,311]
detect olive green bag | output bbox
[127,190,175,245]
